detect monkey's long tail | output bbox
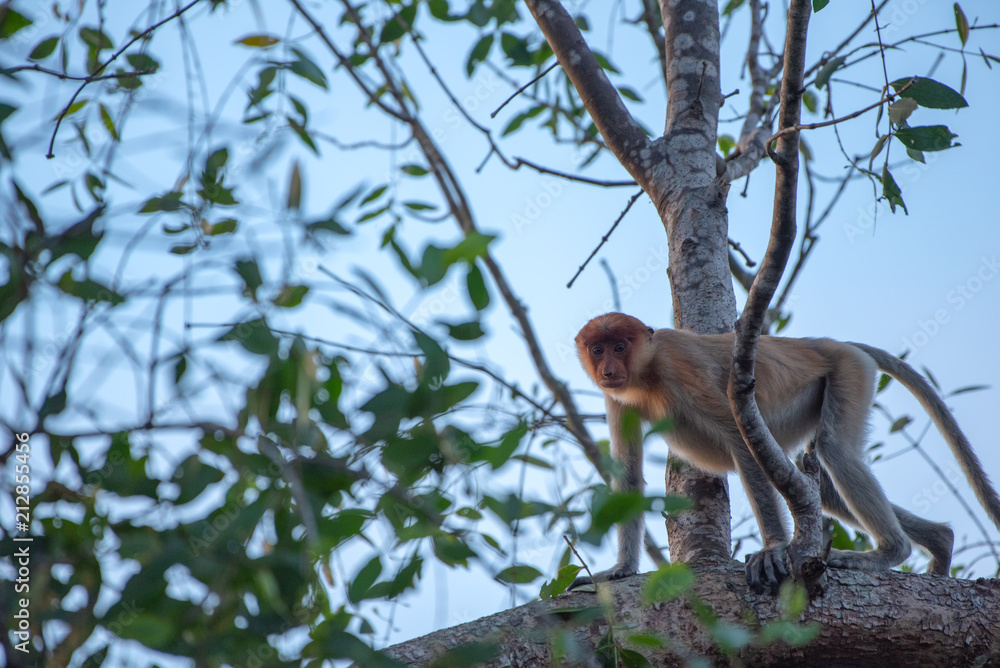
[850,342,1000,534]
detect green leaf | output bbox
[474,421,526,469]
[401,164,429,177]
[29,36,59,60]
[868,134,889,170]
[880,166,907,215]
[717,134,736,157]
[288,116,318,154]
[713,623,753,653]
[286,161,302,210]
[39,390,68,422]
[814,55,846,89]
[466,34,493,76]
[617,86,643,103]
[348,556,383,604]
[361,185,388,205]
[126,53,159,73]
[802,90,818,113]
[99,104,119,141]
[127,615,177,649]
[0,103,16,125]
[593,52,620,74]
[0,273,25,323]
[428,0,452,20]
[584,489,647,541]
[139,191,183,214]
[949,384,989,396]
[759,620,822,646]
[206,218,237,235]
[13,181,43,232]
[500,32,532,66]
[172,456,224,504]
[889,76,968,109]
[0,9,32,39]
[466,264,490,311]
[403,200,436,212]
[236,34,280,47]
[722,0,746,16]
[380,4,417,43]
[273,284,309,308]
[502,105,545,136]
[169,243,197,255]
[173,355,187,384]
[444,321,484,340]
[413,330,450,383]
[889,416,913,433]
[894,125,959,152]
[218,318,278,356]
[620,649,653,668]
[427,643,498,668]
[432,533,476,567]
[60,99,88,120]
[812,0,829,11]
[291,48,328,89]
[57,273,124,305]
[235,259,263,295]
[954,3,969,46]
[495,565,542,585]
[79,27,113,50]
[539,564,582,599]
[887,97,917,126]
[642,563,694,603]
[47,206,105,263]
[306,216,350,235]
[444,232,495,265]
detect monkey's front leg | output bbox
[568,515,641,590]
[568,398,643,591]
[733,446,792,593]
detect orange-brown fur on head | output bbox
[575,313,654,391]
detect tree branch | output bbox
[524,0,653,189]
[726,0,825,593]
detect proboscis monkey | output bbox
[573,312,1000,591]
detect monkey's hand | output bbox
[745,543,790,594]
[567,564,637,592]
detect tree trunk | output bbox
[384,562,1000,667]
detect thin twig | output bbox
[567,189,643,288]
[515,157,635,187]
[491,62,559,118]
[48,0,204,158]
[767,79,913,145]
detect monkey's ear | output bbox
[646,327,654,335]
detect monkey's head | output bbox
[575,312,654,391]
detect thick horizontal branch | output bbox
[385,562,1000,667]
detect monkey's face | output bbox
[585,339,632,389]
[575,312,653,391]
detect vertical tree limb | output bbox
[726,0,825,593]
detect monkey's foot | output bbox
[567,565,637,592]
[826,544,910,573]
[745,544,790,594]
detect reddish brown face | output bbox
[575,313,652,391]
[587,339,630,389]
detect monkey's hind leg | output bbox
[814,461,954,575]
[812,359,912,573]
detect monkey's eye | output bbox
[613,343,626,353]
[591,345,604,356]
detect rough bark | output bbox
[385,562,1000,667]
